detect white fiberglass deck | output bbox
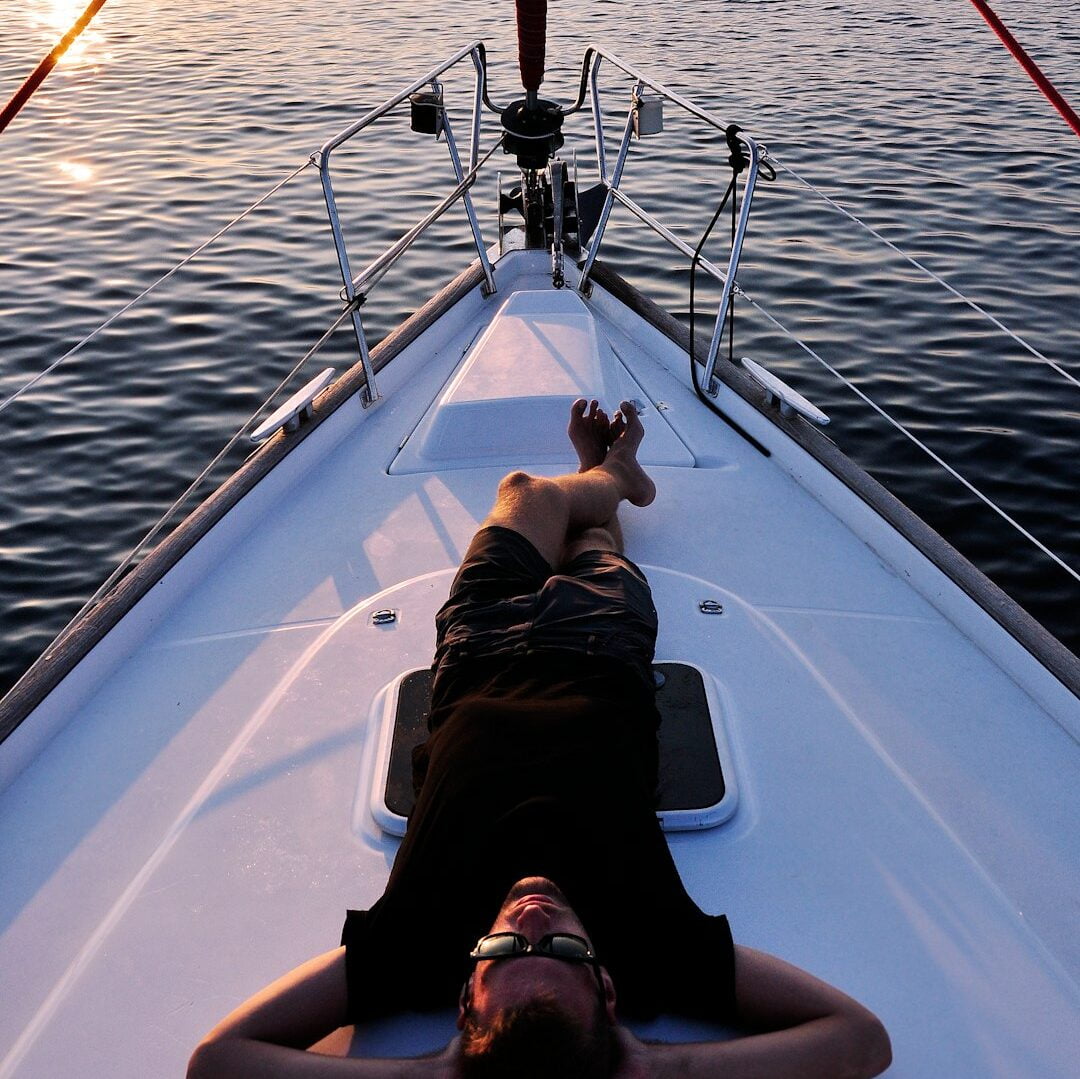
[1,253,1077,1077]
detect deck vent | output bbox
[389,290,695,472]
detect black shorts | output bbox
[433,526,658,691]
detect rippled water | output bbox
[1,0,1077,695]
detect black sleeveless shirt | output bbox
[341,653,735,1022]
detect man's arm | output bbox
[186,947,460,1079]
[617,945,892,1079]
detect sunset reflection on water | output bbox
[57,159,94,182]
[0,0,1077,702]
[30,0,106,66]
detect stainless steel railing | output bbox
[315,42,498,405]
[574,46,766,396]
[315,41,769,402]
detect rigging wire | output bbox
[734,283,1080,584]
[0,158,314,418]
[0,0,110,135]
[771,158,1080,393]
[688,135,1076,582]
[56,300,359,639]
[966,0,1080,140]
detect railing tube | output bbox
[318,41,483,160]
[438,89,497,295]
[701,133,761,395]
[350,184,465,297]
[582,46,736,135]
[608,187,728,283]
[319,164,379,404]
[348,136,501,298]
[578,83,642,294]
[588,52,607,182]
[468,49,484,171]
[315,41,491,403]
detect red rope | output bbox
[967,0,1080,139]
[0,0,110,135]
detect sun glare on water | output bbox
[58,160,94,183]
[33,0,103,65]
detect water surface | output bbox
[1,0,1077,694]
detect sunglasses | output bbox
[470,931,596,963]
[468,932,603,987]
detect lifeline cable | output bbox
[772,158,1080,393]
[0,158,314,418]
[57,299,359,635]
[735,283,1080,584]
[967,0,1080,139]
[0,0,110,135]
[688,138,1077,581]
[0,131,507,416]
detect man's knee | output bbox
[496,471,565,519]
[498,470,536,495]
[487,472,571,566]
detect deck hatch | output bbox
[371,662,736,834]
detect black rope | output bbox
[689,123,775,403]
[729,141,738,368]
[689,174,736,399]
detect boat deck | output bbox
[1,253,1077,1077]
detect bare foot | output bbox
[601,400,656,507]
[568,398,611,472]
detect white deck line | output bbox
[147,617,344,649]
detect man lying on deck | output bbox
[188,400,892,1079]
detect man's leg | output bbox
[562,518,623,561]
[567,398,610,474]
[565,398,624,560]
[482,400,654,569]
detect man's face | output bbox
[459,876,616,1026]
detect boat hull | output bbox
[1,250,1077,1077]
